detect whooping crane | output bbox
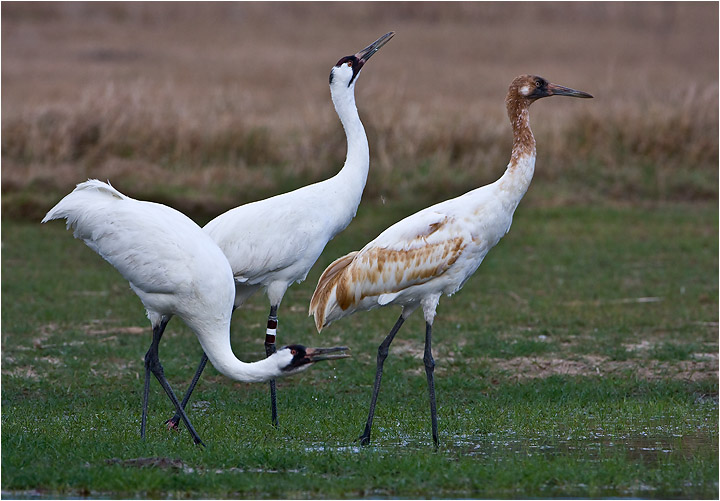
[42,180,349,445]
[165,32,394,430]
[309,75,593,446]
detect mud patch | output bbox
[83,324,146,336]
[105,457,302,475]
[492,353,718,381]
[1,367,41,381]
[106,457,189,471]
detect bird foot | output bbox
[357,434,371,446]
[165,418,180,431]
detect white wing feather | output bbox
[204,182,353,286]
[42,180,232,309]
[310,183,515,329]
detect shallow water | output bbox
[303,428,717,465]
[300,429,717,498]
[442,431,716,464]
[5,428,716,499]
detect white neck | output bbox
[329,82,369,208]
[496,150,536,211]
[496,106,536,210]
[191,320,287,383]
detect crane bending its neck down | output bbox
[43,179,350,446]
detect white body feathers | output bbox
[310,150,535,329]
[42,180,306,383]
[310,74,592,332]
[204,61,369,308]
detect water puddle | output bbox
[442,431,716,464]
[302,429,717,465]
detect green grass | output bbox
[2,202,717,498]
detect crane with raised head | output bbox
[164,32,394,431]
[309,75,593,447]
[42,180,349,446]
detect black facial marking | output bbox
[527,77,550,100]
[335,55,355,67]
[282,344,311,371]
[330,55,362,87]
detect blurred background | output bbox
[2,2,717,221]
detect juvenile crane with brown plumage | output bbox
[309,75,592,446]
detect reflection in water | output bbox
[443,431,715,465]
[303,428,717,466]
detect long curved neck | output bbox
[497,96,536,207]
[192,321,283,383]
[329,83,369,206]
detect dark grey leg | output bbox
[165,353,209,430]
[141,317,169,440]
[358,314,405,446]
[423,321,438,448]
[165,306,239,431]
[142,317,205,446]
[141,349,153,439]
[265,305,278,427]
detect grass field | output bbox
[2,2,718,499]
[2,202,718,498]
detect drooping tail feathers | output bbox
[42,179,127,225]
[41,179,132,256]
[309,251,358,332]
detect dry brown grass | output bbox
[2,2,717,219]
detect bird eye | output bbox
[535,80,543,87]
[291,349,297,355]
[346,61,353,67]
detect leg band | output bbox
[266,316,278,345]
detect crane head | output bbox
[329,31,394,88]
[277,344,350,376]
[511,75,594,103]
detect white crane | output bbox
[164,32,394,430]
[309,75,592,447]
[42,180,349,446]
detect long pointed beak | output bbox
[306,346,351,362]
[355,31,395,64]
[547,82,593,99]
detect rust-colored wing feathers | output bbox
[309,251,357,331]
[310,220,467,331]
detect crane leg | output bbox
[141,347,153,439]
[423,321,439,448]
[164,304,238,431]
[165,353,209,430]
[141,317,169,440]
[265,305,279,427]
[142,318,205,446]
[358,314,405,446]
